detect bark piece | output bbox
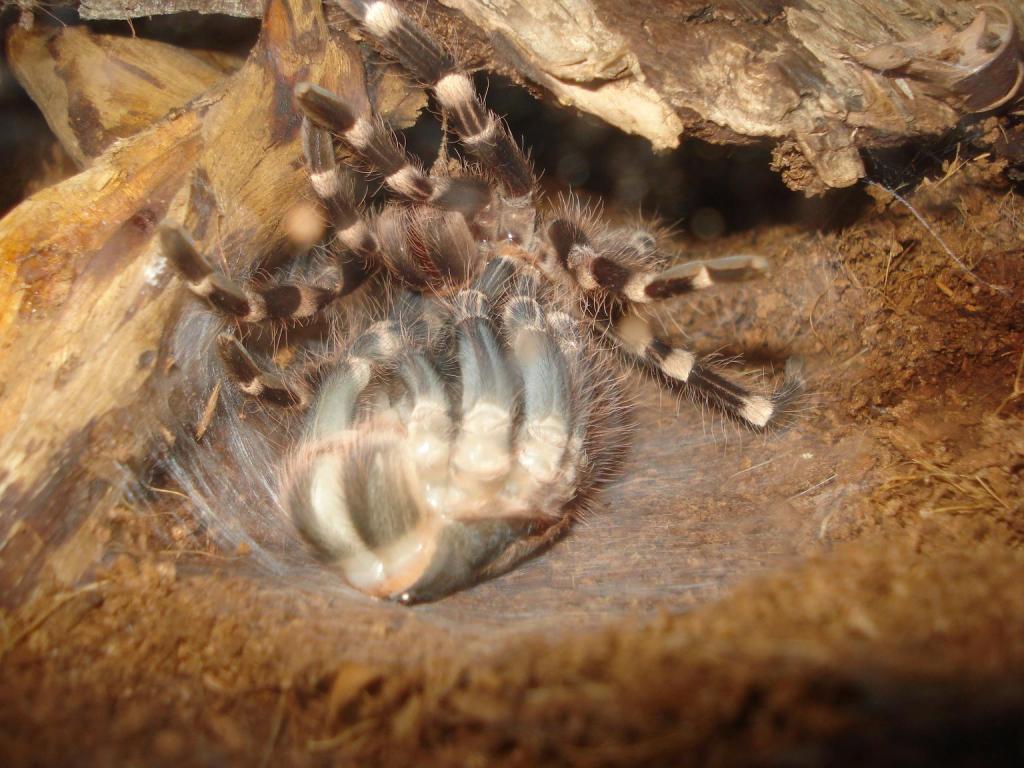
[0,0,376,605]
[854,4,1024,113]
[79,0,262,15]
[440,0,684,150]
[5,24,239,166]
[0,108,202,605]
[61,1,1024,191]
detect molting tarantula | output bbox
[160,0,795,603]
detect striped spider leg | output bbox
[162,0,802,602]
[336,0,790,429]
[542,217,783,427]
[161,119,379,330]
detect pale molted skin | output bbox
[162,0,792,603]
[279,242,619,603]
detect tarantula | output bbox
[159,0,792,603]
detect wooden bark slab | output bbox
[0,0,380,605]
[61,0,1024,192]
[0,106,202,605]
[6,24,239,166]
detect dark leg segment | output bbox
[216,333,311,408]
[160,224,337,323]
[301,118,379,298]
[296,83,492,216]
[355,1,535,197]
[301,119,378,262]
[546,218,769,303]
[613,310,776,428]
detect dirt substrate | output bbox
[3,119,1024,765]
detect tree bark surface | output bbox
[64,0,1024,192]
[0,0,382,604]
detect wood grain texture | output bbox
[0,0,378,605]
[6,24,238,166]
[60,0,1024,192]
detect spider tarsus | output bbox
[159,223,208,283]
[294,81,357,132]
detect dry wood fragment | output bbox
[60,0,1024,193]
[6,24,239,166]
[0,0,386,605]
[0,107,202,604]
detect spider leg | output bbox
[395,351,452,511]
[495,271,574,517]
[590,253,770,303]
[216,295,420,412]
[541,217,784,428]
[160,224,335,323]
[161,124,386,326]
[295,82,491,217]
[544,308,606,502]
[308,318,409,434]
[546,219,769,303]
[639,254,770,300]
[352,1,535,197]
[216,333,312,408]
[612,308,777,428]
[439,262,587,524]
[301,118,378,294]
[284,309,458,598]
[286,417,439,598]
[447,280,517,506]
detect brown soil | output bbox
[2,111,1023,766]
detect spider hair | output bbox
[158,0,801,601]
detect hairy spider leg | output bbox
[301,118,379,291]
[394,350,452,515]
[216,333,313,408]
[494,269,574,517]
[542,308,603,504]
[284,316,447,597]
[295,82,491,217]
[160,123,390,326]
[612,308,777,428]
[353,0,534,197]
[541,218,782,428]
[160,225,337,324]
[546,219,769,303]
[447,268,519,511]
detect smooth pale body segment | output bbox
[290,322,446,598]
[496,284,574,517]
[448,289,518,514]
